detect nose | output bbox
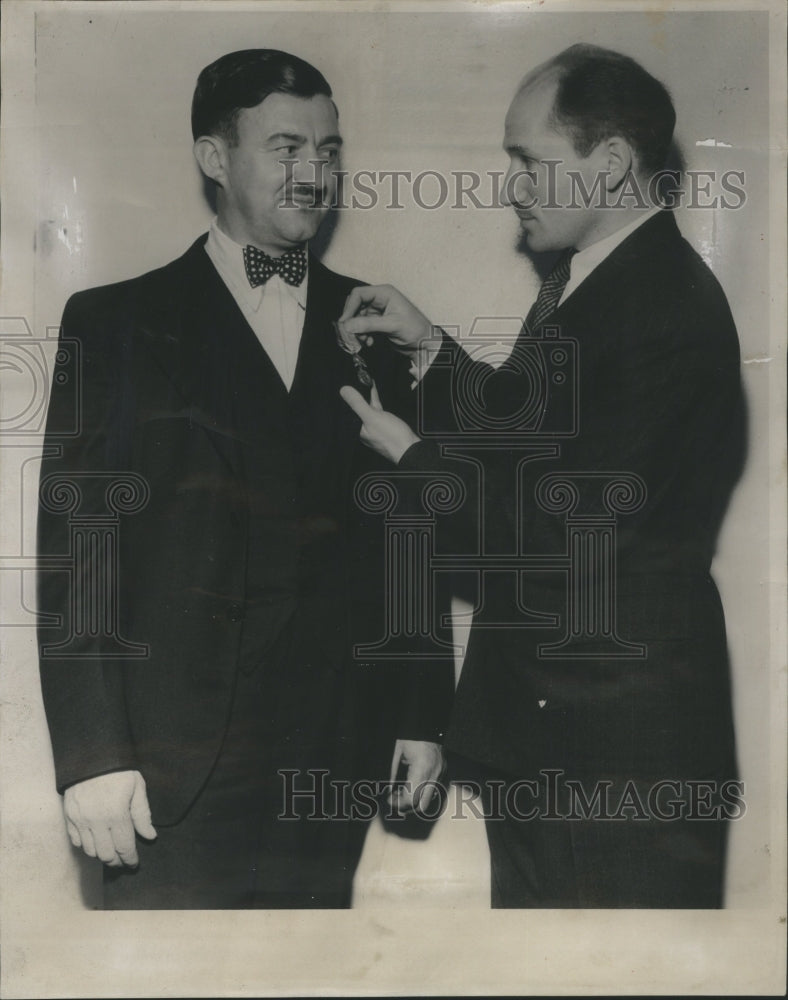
[502,163,536,209]
[290,146,330,190]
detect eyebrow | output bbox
[266,131,344,147]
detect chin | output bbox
[524,231,567,255]
[521,231,551,254]
[281,208,328,245]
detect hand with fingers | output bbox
[388,739,446,815]
[63,769,157,868]
[340,382,420,464]
[337,285,435,356]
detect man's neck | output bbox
[576,203,657,252]
[215,214,304,259]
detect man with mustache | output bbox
[340,44,745,907]
[37,48,452,909]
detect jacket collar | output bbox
[547,209,681,329]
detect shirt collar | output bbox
[206,218,308,311]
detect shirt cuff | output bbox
[408,338,443,388]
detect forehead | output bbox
[236,92,339,140]
[504,76,562,145]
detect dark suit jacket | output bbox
[38,237,453,825]
[401,210,745,783]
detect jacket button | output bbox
[227,604,245,623]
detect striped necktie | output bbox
[525,248,577,333]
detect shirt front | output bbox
[204,219,308,391]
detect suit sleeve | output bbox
[359,337,456,746]
[396,331,503,554]
[400,283,744,571]
[566,291,745,565]
[37,293,138,793]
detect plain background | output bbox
[1,1,785,996]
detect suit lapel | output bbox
[294,254,358,392]
[142,237,288,480]
[141,241,362,487]
[290,255,364,471]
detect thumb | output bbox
[389,739,405,785]
[340,384,373,419]
[129,772,157,840]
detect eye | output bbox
[319,146,340,162]
[514,153,536,168]
[276,145,298,157]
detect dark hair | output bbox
[191,49,333,143]
[544,44,675,176]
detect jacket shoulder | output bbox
[594,212,739,354]
[62,238,208,322]
[633,212,732,307]
[308,255,367,297]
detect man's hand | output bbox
[63,769,157,868]
[340,383,420,464]
[337,285,434,356]
[388,739,446,815]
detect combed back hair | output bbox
[191,49,333,144]
[538,44,676,176]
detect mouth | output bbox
[287,187,328,210]
[515,210,536,222]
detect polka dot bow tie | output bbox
[243,245,307,288]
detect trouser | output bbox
[455,758,728,908]
[104,657,366,910]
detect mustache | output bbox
[281,184,330,208]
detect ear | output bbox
[193,135,229,187]
[601,136,634,190]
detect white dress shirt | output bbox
[204,219,308,391]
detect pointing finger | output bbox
[339,385,372,419]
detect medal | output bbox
[333,321,375,388]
